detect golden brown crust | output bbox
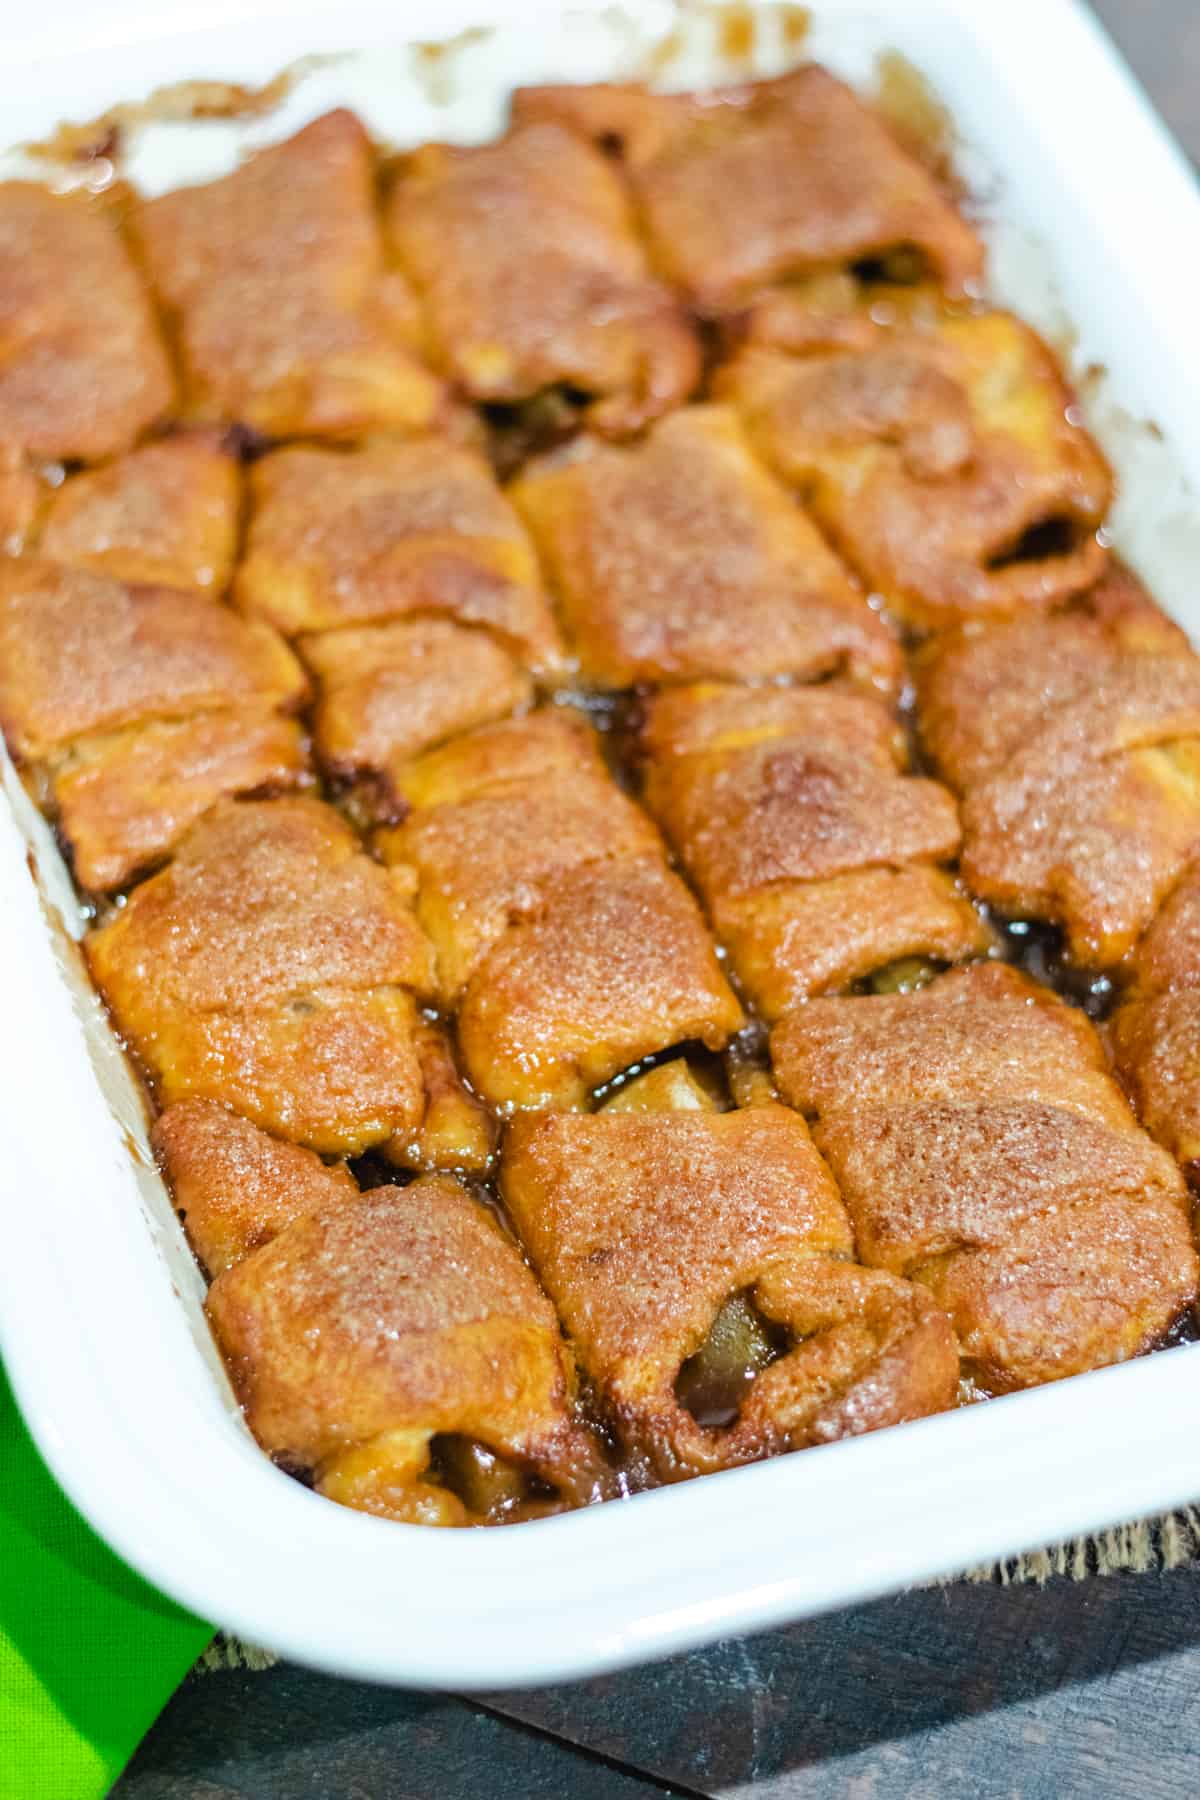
[236,439,562,670]
[389,708,606,812]
[381,764,662,1003]
[742,272,951,355]
[51,707,311,892]
[639,681,986,1010]
[916,582,1200,964]
[916,568,1189,792]
[514,67,984,310]
[772,962,1128,1127]
[638,680,904,765]
[89,795,430,1011]
[132,111,444,439]
[125,985,426,1156]
[387,123,699,435]
[152,1097,357,1277]
[1111,992,1200,1176]
[771,964,1197,1387]
[714,867,989,1020]
[501,1104,956,1478]
[961,713,1200,968]
[1110,861,1200,1175]
[302,618,532,802]
[1116,859,1200,996]
[644,707,960,898]
[458,856,742,1110]
[39,434,241,595]
[920,1190,1196,1392]
[0,558,307,760]
[87,797,432,1151]
[0,182,174,461]
[0,441,39,551]
[206,1179,599,1513]
[512,407,900,691]
[720,312,1111,628]
[814,1099,1185,1274]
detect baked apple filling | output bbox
[673,1291,788,1430]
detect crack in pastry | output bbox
[0,181,174,462]
[87,795,433,1153]
[513,66,984,313]
[0,555,311,889]
[501,1078,958,1482]
[1110,861,1200,1183]
[206,1175,606,1525]
[638,681,990,1015]
[376,709,742,1109]
[300,618,534,818]
[719,306,1110,627]
[511,405,900,691]
[379,711,662,1002]
[771,963,1199,1390]
[37,432,241,595]
[130,111,446,440]
[234,437,562,808]
[916,570,1200,965]
[386,122,699,438]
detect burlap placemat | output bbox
[194,1504,1200,1674]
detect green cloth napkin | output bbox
[0,1363,213,1799]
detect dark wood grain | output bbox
[116,7,1200,1797]
[115,1674,691,1799]
[484,1568,1200,1797]
[117,1568,1200,1799]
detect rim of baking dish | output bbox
[2,0,1200,1689]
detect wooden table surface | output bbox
[114,5,1200,1795]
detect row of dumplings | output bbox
[1,68,1198,1526]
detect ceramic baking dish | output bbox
[2,0,1200,1690]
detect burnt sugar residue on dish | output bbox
[4,56,1200,1533]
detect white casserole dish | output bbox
[2,0,1200,1690]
